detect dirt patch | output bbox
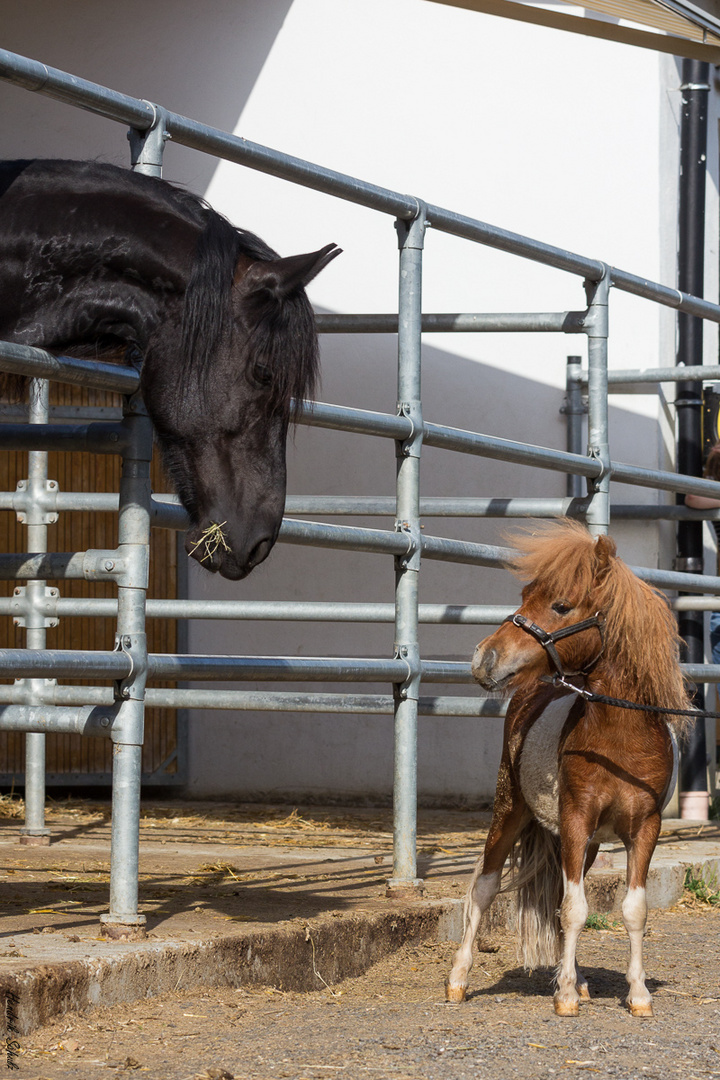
[8,904,720,1080]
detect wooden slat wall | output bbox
[0,383,178,783]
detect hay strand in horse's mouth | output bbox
[188,521,232,563]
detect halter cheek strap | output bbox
[504,611,606,680]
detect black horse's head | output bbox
[0,160,340,582]
[143,236,341,580]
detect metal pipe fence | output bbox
[1,46,720,930]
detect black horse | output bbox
[0,159,340,579]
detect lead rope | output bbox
[551,673,720,720]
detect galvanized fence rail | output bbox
[1,47,720,932]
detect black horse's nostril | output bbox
[247,535,274,569]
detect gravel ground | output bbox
[11,902,720,1080]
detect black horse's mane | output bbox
[1,159,319,420]
[133,167,319,422]
[181,205,319,421]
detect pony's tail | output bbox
[504,819,563,970]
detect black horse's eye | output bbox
[552,600,573,616]
[251,362,273,387]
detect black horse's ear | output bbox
[243,244,342,299]
[593,533,617,579]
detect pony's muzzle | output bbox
[471,644,500,689]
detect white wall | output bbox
[1,0,717,801]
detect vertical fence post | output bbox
[584,271,610,537]
[563,355,585,499]
[100,395,153,940]
[19,378,53,845]
[387,205,426,899]
[97,114,168,939]
[676,59,710,819]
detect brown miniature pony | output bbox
[446,522,690,1017]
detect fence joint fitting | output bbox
[395,201,427,250]
[394,520,421,571]
[11,585,59,629]
[113,633,147,711]
[583,266,610,338]
[396,401,423,459]
[14,477,59,525]
[392,642,421,702]
[587,445,611,492]
[11,679,56,706]
[128,102,169,177]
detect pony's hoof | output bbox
[445,984,467,1004]
[554,997,579,1017]
[577,983,592,1001]
[629,1000,654,1018]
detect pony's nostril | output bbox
[472,647,494,673]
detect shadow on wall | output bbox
[185,333,662,803]
[0,0,293,188]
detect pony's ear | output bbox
[592,533,617,580]
[240,244,342,299]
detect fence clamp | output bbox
[394,519,421,571]
[393,642,421,702]
[397,401,423,459]
[113,632,148,706]
[587,445,611,491]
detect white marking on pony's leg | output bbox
[554,875,588,1016]
[622,886,653,1017]
[446,868,501,1003]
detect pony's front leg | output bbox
[573,841,599,1003]
[622,813,660,1017]
[446,778,529,1004]
[554,837,589,1017]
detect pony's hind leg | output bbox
[445,782,529,1003]
[622,813,661,1018]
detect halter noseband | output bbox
[503,610,606,681]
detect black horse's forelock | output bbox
[181,209,319,420]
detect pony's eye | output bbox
[552,601,573,616]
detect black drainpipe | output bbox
[676,57,710,813]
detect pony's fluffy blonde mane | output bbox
[507,521,691,730]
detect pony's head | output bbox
[472,521,687,714]
[144,231,341,581]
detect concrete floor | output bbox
[0,802,717,1033]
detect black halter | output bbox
[504,610,606,680]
